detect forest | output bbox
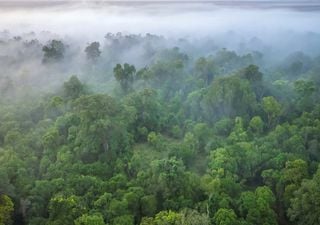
[0,4,320,224]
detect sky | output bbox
[0,0,318,1]
[0,0,319,51]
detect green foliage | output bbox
[213,208,239,225]
[288,166,320,225]
[154,210,182,225]
[214,117,234,136]
[248,116,264,135]
[149,158,188,203]
[112,215,134,225]
[0,195,14,225]
[140,209,210,225]
[294,80,316,111]
[0,39,319,225]
[63,76,85,100]
[240,64,263,83]
[205,75,257,120]
[283,159,308,184]
[179,209,210,225]
[262,96,282,128]
[47,195,84,225]
[74,214,105,225]
[114,63,136,93]
[85,42,101,62]
[238,186,277,225]
[42,40,65,63]
[194,57,217,86]
[124,89,162,141]
[228,117,248,142]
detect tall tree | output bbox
[85,42,101,62]
[0,194,14,225]
[288,166,320,225]
[262,96,282,129]
[113,63,136,93]
[42,40,65,63]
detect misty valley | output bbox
[1,1,320,225]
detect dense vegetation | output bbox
[0,33,320,225]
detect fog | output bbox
[1,1,319,41]
[0,1,320,99]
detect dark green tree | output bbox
[42,40,65,63]
[85,42,101,62]
[113,63,136,93]
[0,194,14,225]
[288,166,320,225]
[63,75,85,100]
